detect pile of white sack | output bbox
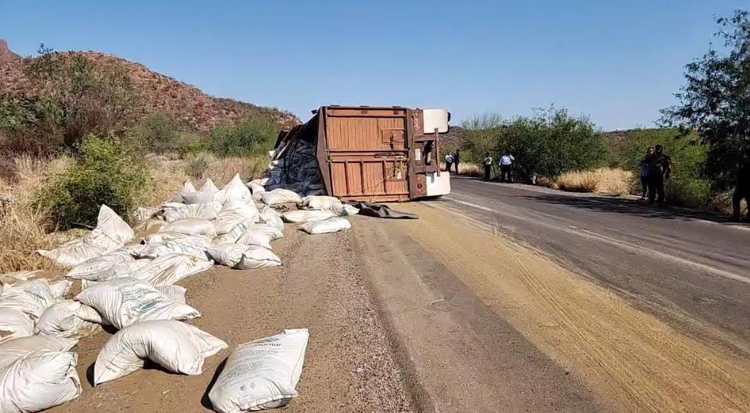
[0,173,360,411]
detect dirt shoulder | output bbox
[50,221,413,412]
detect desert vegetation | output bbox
[0,46,285,271]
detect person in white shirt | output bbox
[444,153,454,172]
[499,151,515,183]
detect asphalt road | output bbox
[440,176,750,355]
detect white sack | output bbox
[182,179,225,204]
[208,244,281,270]
[259,206,284,233]
[122,253,213,286]
[66,247,135,281]
[94,320,227,385]
[0,351,81,413]
[300,217,351,235]
[250,177,269,186]
[208,329,309,412]
[162,202,221,222]
[215,201,259,235]
[0,336,78,370]
[75,278,200,329]
[333,203,359,217]
[0,271,41,291]
[0,309,34,343]
[0,279,61,320]
[37,205,134,268]
[138,235,212,260]
[213,221,252,244]
[222,174,252,203]
[248,182,266,203]
[282,209,335,223]
[161,218,217,238]
[35,300,102,339]
[172,180,197,202]
[301,195,342,211]
[156,285,187,304]
[134,207,160,223]
[236,224,284,250]
[261,189,302,206]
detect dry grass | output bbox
[456,162,483,177]
[0,155,75,273]
[555,168,633,195]
[0,152,269,273]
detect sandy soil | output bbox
[49,223,413,412]
[386,202,750,412]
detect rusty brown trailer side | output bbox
[315,106,439,202]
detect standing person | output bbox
[732,158,750,222]
[453,150,461,175]
[444,152,454,173]
[499,151,515,183]
[483,152,493,181]
[639,146,655,199]
[647,144,672,205]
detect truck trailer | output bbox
[269,105,451,202]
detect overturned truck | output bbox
[267,106,451,202]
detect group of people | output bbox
[638,144,672,205]
[444,150,461,174]
[482,151,515,182]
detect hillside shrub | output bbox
[35,136,149,229]
[209,116,279,157]
[130,112,182,153]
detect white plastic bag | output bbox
[248,182,266,202]
[94,320,227,385]
[0,351,81,413]
[137,235,212,260]
[300,217,351,235]
[0,309,34,343]
[124,253,213,286]
[0,335,78,370]
[301,195,342,211]
[38,205,134,268]
[215,200,259,235]
[75,278,200,329]
[282,209,335,223]
[161,218,217,238]
[162,202,222,222]
[156,285,187,304]
[182,178,222,204]
[259,206,284,233]
[65,247,135,281]
[208,244,282,269]
[236,224,284,250]
[0,279,62,320]
[222,174,253,203]
[35,300,102,339]
[261,189,302,206]
[208,329,309,412]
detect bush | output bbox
[35,136,149,229]
[184,153,210,179]
[463,107,607,180]
[130,112,182,153]
[209,116,279,157]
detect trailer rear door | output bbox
[323,107,411,202]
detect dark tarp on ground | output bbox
[350,202,418,219]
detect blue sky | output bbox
[1,1,746,130]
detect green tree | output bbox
[661,10,750,189]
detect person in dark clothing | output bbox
[733,160,750,222]
[639,146,655,199]
[482,152,493,181]
[453,150,461,175]
[444,153,454,172]
[647,144,671,205]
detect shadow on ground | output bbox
[524,193,737,224]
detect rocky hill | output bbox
[0,40,298,131]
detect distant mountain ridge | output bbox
[0,40,299,131]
